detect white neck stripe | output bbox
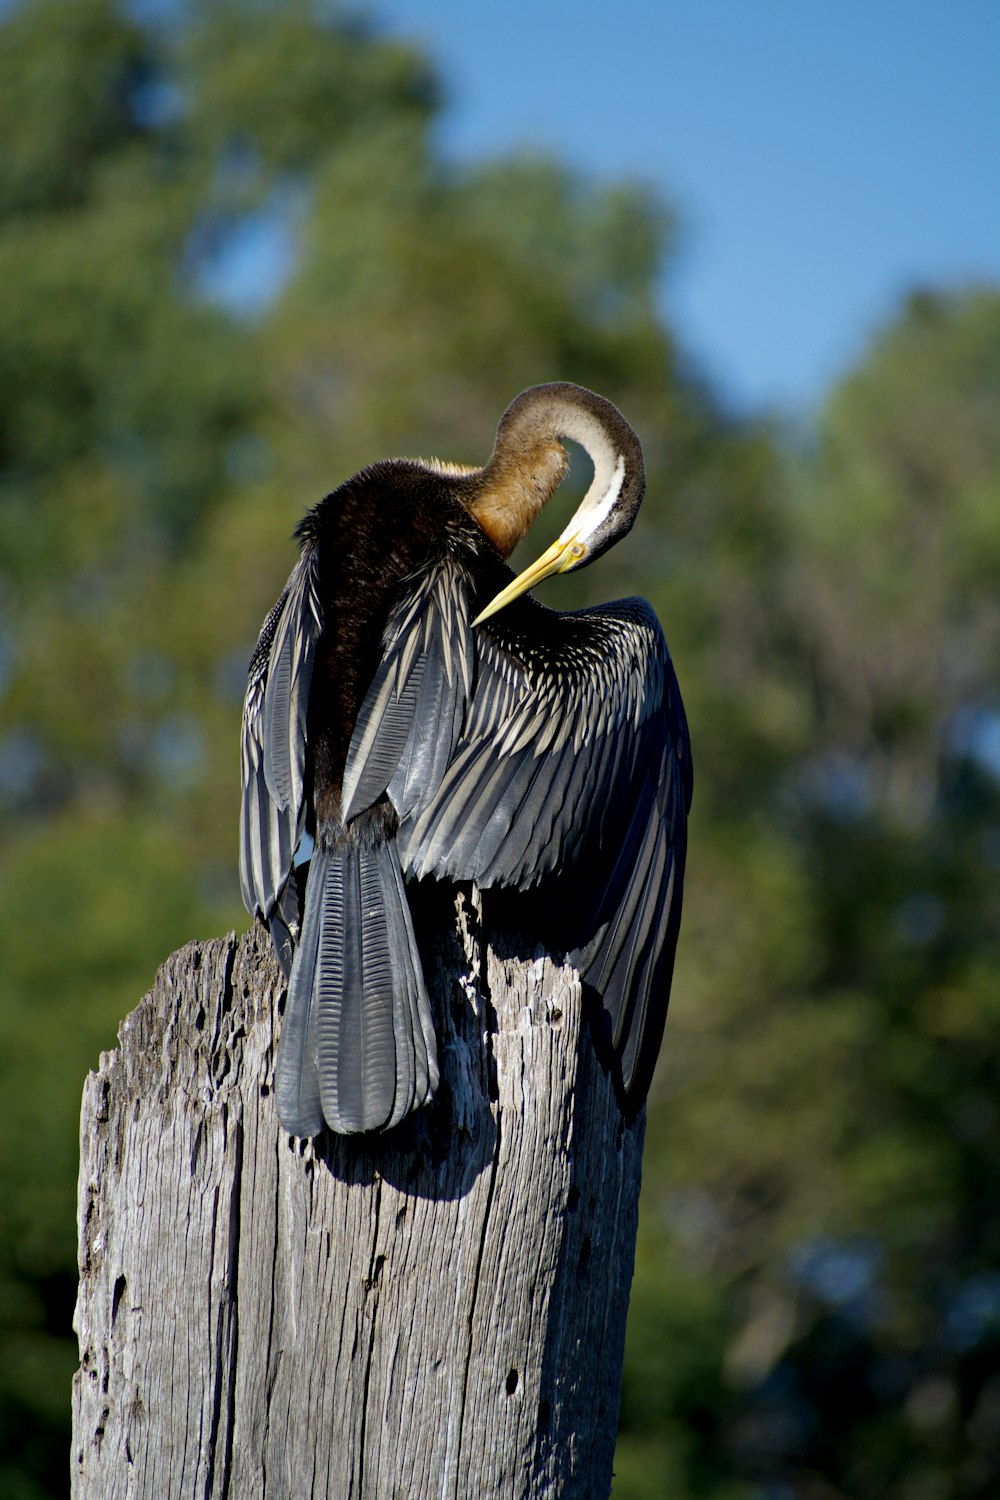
[559,453,626,547]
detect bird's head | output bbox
[471,382,645,625]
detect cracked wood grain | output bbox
[72,886,644,1499]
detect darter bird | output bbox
[240,383,691,1137]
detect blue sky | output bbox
[374,0,999,414]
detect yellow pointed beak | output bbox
[473,534,586,625]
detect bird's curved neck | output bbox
[464,388,627,560]
[466,440,568,558]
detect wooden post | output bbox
[72,887,644,1499]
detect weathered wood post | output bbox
[72,886,645,1498]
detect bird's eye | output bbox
[570,542,585,559]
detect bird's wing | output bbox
[342,550,691,1105]
[239,549,323,953]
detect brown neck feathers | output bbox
[466,439,569,558]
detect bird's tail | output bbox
[274,828,439,1136]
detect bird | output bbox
[239,382,691,1138]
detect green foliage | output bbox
[0,0,147,216]
[1,2,997,1497]
[613,287,1000,1498]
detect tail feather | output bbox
[274,832,439,1137]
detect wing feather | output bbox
[343,551,692,1110]
[341,559,471,824]
[239,549,322,921]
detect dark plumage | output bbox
[240,383,691,1136]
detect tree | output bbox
[0,4,703,1495]
[613,288,1000,1498]
[3,1,997,1496]
[73,921,644,1499]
